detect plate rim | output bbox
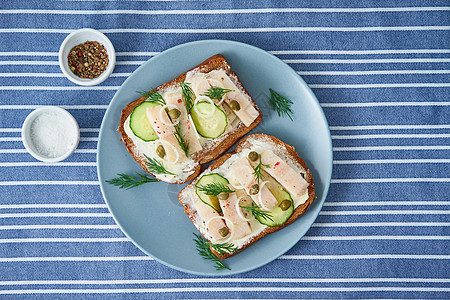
[97,39,333,276]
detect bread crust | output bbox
[178,133,315,258]
[118,55,262,184]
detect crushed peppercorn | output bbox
[67,41,109,79]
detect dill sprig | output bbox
[173,121,190,157]
[268,88,294,121]
[202,86,234,100]
[196,182,235,197]
[137,89,166,105]
[193,233,237,271]
[180,82,195,113]
[252,156,270,184]
[241,203,274,222]
[106,173,159,189]
[144,154,175,175]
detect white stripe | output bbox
[333,146,450,151]
[0,203,107,209]
[0,149,97,154]
[0,162,97,167]
[312,222,450,227]
[286,58,450,64]
[323,201,450,206]
[0,238,128,243]
[0,26,449,34]
[0,83,447,91]
[0,236,447,243]
[331,133,450,139]
[0,277,447,285]
[0,213,111,218]
[302,236,450,240]
[298,70,450,75]
[0,287,447,294]
[333,159,450,164]
[0,255,448,264]
[319,210,450,215]
[0,137,98,142]
[0,181,99,186]
[2,70,449,78]
[330,124,450,130]
[280,254,450,260]
[0,225,119,230]
[1,7,449,15]
[2,49,450,56]
[0,86,119,91]
[332,178,450,183]
[322,102,450,107]
[310,83,450,88]
[0,105,108,109]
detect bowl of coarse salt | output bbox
[22,106,80,162]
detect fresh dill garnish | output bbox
[144,154,175,175]
[193,233,237,271]
[252,156,270,184]
[173,121,190,157]
[137,89,166,105]
[196,182,235,197]
[106,173,159,189]
[202,86,234,100]
[241,203,274,222]
[180,82,195,113]
[268,88,294,121]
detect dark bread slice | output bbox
[178,133,315,258]
[118,55,262,184]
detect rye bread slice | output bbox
[117,54,262,184]
[178,133,315,259]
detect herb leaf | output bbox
[202,86,234,100]
[241,203,274,222]
[180,82,195,113]
[193,233,235,271]
[173,121,190,158]
[144,154,175,175]
[252,156,270,185]
[197,182,235,197]
[137,89,166,106]
[268,88,294,121]
[106,173,159,189]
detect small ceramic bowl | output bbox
[59,28,116,86]
[22,106,80,163]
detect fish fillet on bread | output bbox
[118,55,262,184]
[178,133,315,258]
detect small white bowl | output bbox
[59,28,116,86]
[22,106,80,163]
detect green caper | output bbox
[208,195,218,202]
[249,184,259,195]
[248,151,259,161]
[168,108,181,120]
[217,192,229,200]
[279,200,292,211]
[229,100,240,111]
[218,227,229,237]
[156,145,166,158]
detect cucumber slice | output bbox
[195,173,230,212]
[254,187,294,227]
[190,102,227,139]
[130,101,159,141]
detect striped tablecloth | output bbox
[1,1,449,298]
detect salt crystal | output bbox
[29,111,77,158]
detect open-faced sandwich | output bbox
[118,55,262,184]
[178,133,315,258]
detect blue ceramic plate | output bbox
[97,40,332,276]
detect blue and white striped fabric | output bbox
[1,0,449,298]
